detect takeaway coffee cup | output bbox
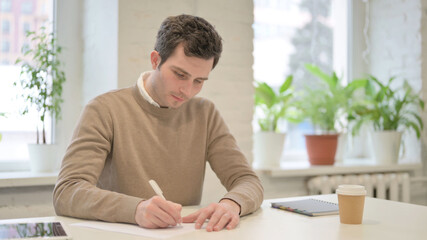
[336,185,367,224]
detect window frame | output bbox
[0,0,56,172]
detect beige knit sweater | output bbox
[53,82,263,224]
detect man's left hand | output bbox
[182,199,240,231]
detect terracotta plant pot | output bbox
[305,134,339,165]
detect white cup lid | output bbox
[336,185,367,196]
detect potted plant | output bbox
[253,75,296,166]
[14,26,66,172]
[351,76,424,164]
[296,64,367,165]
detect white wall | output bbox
[54,0,84,169]
[82,0,118,104]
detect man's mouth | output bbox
[171,94,185,102]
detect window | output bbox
[0,0,53,169]
[0,0,12,12]
[1,41,10,52]
[21,42,30,53]
[253,0,348,156]
[2,20,10,34]
[23,22,30,34]
[21,1,33,14]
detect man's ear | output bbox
[150,51,161,70]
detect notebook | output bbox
[271,198,339,216]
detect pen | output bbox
[149,179,166,200]
[149,179,182,226]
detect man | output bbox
[53,14,263,232]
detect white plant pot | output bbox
[253,131,286,167]
[369,131,402,165]
[28,144,58,172]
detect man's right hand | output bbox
[135,196,182,228]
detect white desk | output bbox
[1,195,426,240]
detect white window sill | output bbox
[0,171,58,188]
[253,158,422,178]
[0,159,31,172]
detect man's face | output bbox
[147,44,214,108]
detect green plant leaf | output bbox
[406,120,421,138]
[305,63,336,89]
[254,75,296,131]
[407,111,424,130]
[255,82,276,108]
[279,75,293,93]
[353,75,425,137]
[345,79,368,93]
[419,99,425,110]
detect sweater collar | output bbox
[132,72,181,117]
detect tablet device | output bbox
[0,222,71,240]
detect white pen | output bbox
[149,179,166,200]
[148,179,182,226]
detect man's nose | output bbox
[179,80,192,96]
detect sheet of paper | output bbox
[71,221,197,239]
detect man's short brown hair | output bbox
[154,14,223,69]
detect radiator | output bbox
[307,173,410,202]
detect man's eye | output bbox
[175,72,185,78]
[195,80,203,84]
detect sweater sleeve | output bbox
[53,98,142,224]
[206,104,264,216]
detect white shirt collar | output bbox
[137,72,161,108]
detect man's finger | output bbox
[226,215,239,230]
[205,209,225,232]
[140,211,169,229]
[213,213,232,231]
[149,214,170,228]
[194,209,212,229]
[182,210,200,223]
[147,199,180,226]
[156,199,182,224]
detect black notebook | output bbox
[271,198,339,216]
